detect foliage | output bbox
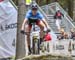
[13,0,17,5]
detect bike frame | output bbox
[31,23,40,39]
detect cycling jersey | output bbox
[25,10,44,20]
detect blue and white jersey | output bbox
[25,10,44,20]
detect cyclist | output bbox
[21,4,50,54]
[54,9,64,31]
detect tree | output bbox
[50,0,58,3]
[46,0,50,4]
[36,0,40,4]
[36,0,43,6]
[15,0,26,59]
[73,0,75,21]
[67,0,73,19]
[13,0,18,5]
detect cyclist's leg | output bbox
[26,24,32,53]
[36,20,45,43]
[56,19,60,31]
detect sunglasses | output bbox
[32,8,38,10]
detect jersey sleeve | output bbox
[25,10,31,20]
[38,11,45,20]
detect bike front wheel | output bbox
[32,39,40,54]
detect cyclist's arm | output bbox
[21,18,28,30]
[42,18,50,28]
[21,11,30,30]
[38,11,50,28]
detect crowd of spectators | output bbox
[57,28,75,40]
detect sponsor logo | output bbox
[0,23,17,31]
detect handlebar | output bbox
[20,30,31,35]
[21,29,51,35]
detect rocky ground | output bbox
[22,54,73,60]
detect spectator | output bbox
[57,28,69,40]
[54,9,64,31]
[57,28,65,40]
[43,31,52,41]
[64,32,69,39]
[70,28,75,40]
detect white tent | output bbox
[0,0,17,58]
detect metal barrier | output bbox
[21,39,75,60]
[41,2,75,32]
[9,0,18,10]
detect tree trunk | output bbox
[73,0,75,21]
[46,0,50,4]
[36,0,40,4]
[15,0,26,59]
[13,0,18,5]
[67,0,73,19]
[50,0,54,3]
[50,0,58,3]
